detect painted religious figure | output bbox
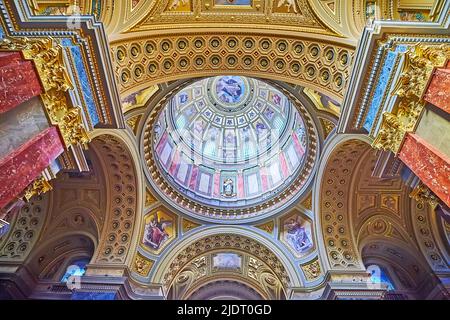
[222,178,236,197]
[213,253,242,270]
[270,92,282,106]
[215,0,252,5]
[143,211,173,250]
[179,92,189,104]
[215,76,245,104]
[283,216,313,254]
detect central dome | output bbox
[145,76,317,222]
[167,76,296,165]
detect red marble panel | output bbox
[213,172,220,197]
[399,133,450,207]
[0,126,64,209]
[0,52,42,114]
[237,174,244,198]
[260,166,268,192]
[424,68,450,114]
[0,52,21,67]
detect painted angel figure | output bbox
[277,0,298,13]
[143,212,172,250]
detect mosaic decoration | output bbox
[60,38,100,126]
[363,44,409,133]
[214,76,248,106]
[152,76,308,209]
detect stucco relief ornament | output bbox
[410,182,439,208]
[23,176,52,202]
[372,112,405,153]
[277,0,298,13]
[168,0,188,11]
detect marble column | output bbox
[424,67,450,114]
[399,133,450,207]
[0,126,64,209]
[0,52,42,114]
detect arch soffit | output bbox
[313,133,372,272]
[111,31,354,103]
[87,129,145,269]
[150,227,304,289]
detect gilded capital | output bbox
[0,36,89,148]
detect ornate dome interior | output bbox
[146,76,316,221]
[0,0,449,303]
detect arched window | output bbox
[368,264,395,291]
[60,258,90,283]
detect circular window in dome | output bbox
[143,76,318,223]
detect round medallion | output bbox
[210,76,251,112]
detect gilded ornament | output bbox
[319,118,335,139]
[134,254,154,276]
[372,112,405,153]
[255,221,275,234]
[0,37,90,148]
[182,218,202,233]
[301,258,321,281]
[410,182,439,208]
[374,44,450,153]
[23,176,53,202]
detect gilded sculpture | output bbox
[373,44,450,153]
[23,176,53,202]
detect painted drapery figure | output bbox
[284,217,312,253]
[222,178,235,197]
[143,211,172,250]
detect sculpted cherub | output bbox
[277,0,298,13]
[168,0,188,11]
